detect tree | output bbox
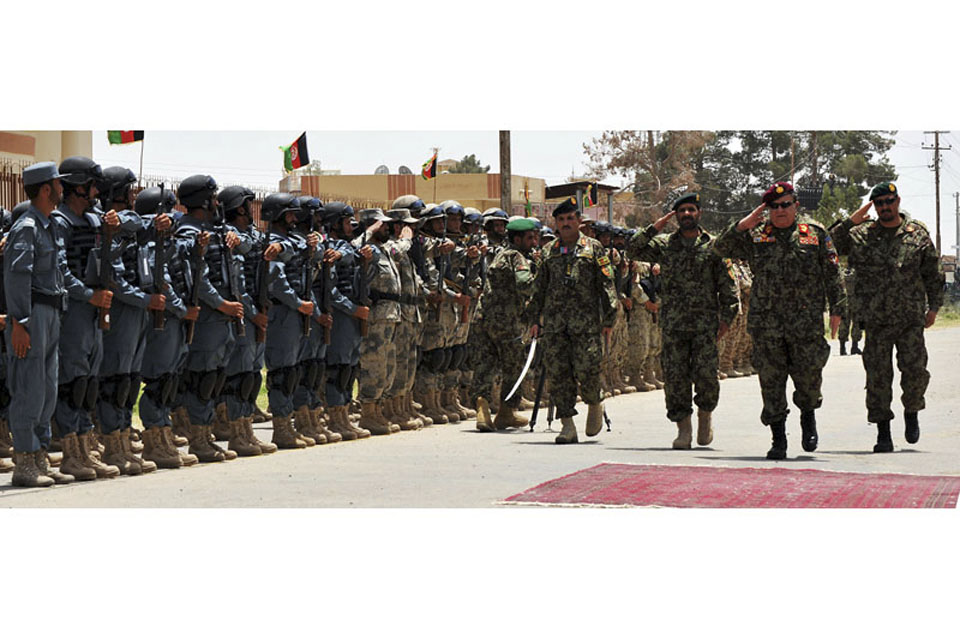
[449,154,490,174]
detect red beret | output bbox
[762,181,795,205]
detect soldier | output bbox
[624,254,655,392]
[134,186,200,468]
[628,192,739,448]
[173,175,245,462]
[731,260,756,375]
[322,202,373,440]
[638,262,665,389]
[4,163,75,486]
[355,209,403,435]
[837,266,863,356]
[526,197,619,444]
[828,182,944,452]
[471,217,539,431]
[1,206,14,473]
[52,156,122,481]
[714,181,844,460]
[716,258,743,379]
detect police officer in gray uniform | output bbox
[173,174,244,463]
[0,206,15,473]
[52,156,122,481]
[4,162,74,487]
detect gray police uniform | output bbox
[4,205,65,452]
[293,233,333,413]
[324,237,364,408]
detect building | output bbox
[0,131,93,166]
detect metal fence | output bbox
[0,160,30,211]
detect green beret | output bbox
[552,197,579,217]
[506,217,539,232]
[672,192,701,211]
[870,182,898,200]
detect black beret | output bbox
[552,197,579,217]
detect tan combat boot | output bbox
[161,426,199,466]
[494,404,529,430]
[475,397,494,432]
[393,396,422,430]
[252,404,272,423]
[555,417,579,444]
[293,406,323,445]
[408,394,432,426]
[310,407,342,443]
[615,370,637,394]
[382,397,410,430]
[211,402,233,441]
[80,432,120,478]
[376,400,402,433]
[142,426,182,469]
[120,428,157,473]
[672,415,693,450]
[359,402,392,436]
[344,405,372,439]
[697,410,714,446]
[228,419,263,457]
[272,414,308,449]
[644,366,664,390]
[0,417,15,458]
[128,427,144,454]
[241,416,278,453]
[11,451,55,488]
[422,389,449,425]
[171,406,191,444]
[59,433,97,481]
[438,390,461,423]
[325,405,358,441]
[188,424,227,462]
[451,390,476,420]
[0,455,13,474]
[35,450,74,484]
[585,403,604,437]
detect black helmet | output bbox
[261,192,301,223]
[296,195,323,223]
[11,201,32,225]
[97,166,137,203]
[135,186,178,216]
[1,208,10,232]
[219,186,256,214]
[420,203,445,222]
[321,201,355,226]
[58,156,104,186]
[177,174,218,210]
[481,208,508,227]
[391,194,425,216]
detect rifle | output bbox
[434,216,449,322]
[255,232,271,344]
[97,186,116,331]
[301,217,317,337]
[613,247,630,323]
[218,221,245,338]
[320,259,332,345]
[546,400,555,432]
[184,234,207,345]
[357,236,370,338]
[152,183,168,331]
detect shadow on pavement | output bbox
[692,455,823,462]
[515,441,602,446]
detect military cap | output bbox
[23,161,66,186]
[358,208,392,223]
[869,182,898,200]
[387,208,418,224]
[552,197,579,217]
[762,181,794,204]
[672,191,701,210]
[506,217,539,232]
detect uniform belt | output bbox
[369,290,401,303]
[32,291,66,311]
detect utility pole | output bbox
[923,131,951,255]
[790,133,795,185]
[810,131,819,186]
[954,191,959,264]
[499,131,511,214]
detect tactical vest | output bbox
[165,244,190,300]
[54,210,100,285]
[204,234,227,292]
[334,245,361,303]
[241,229,263,299]
[287,232,312,298]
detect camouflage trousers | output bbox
[750,324,830,425]
[661,329,720,422]
[733,299,753,370]
[644,316,662,373]
[626,309,652,379]
[543,329,603,419]
[861,322,929,423]
[388,318,420,399]
[838,312,863,343]
[469,320,526,408]
[602,305,629,384]
[443,305,472,391]
[358,320,398,403]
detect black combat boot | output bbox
[873,420,894,453]
[904,412,920,445]
[766,421,787,460]
[800,410,818,452]
[850,340,861,355]
[839,341,847,356]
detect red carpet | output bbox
[504,463,960,508]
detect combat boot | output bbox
[35,450,74,484]
[384,398,415,431]
[697,410,713,446]
[128,428,144,454]
[123,428,157,472]
[459,388,473,411]
[161,426,199,466]
[494,404,529,430]
[142,426,182,469]
[171,406,191,444]
[80,432,120,478]
[839,341,847,356]
[800,410,818,452]
[293,406,323,445]
[672,415,693,450]
[359,402,392,436]
[59,433,97,481]
[310,407,343,443]
[241,416,278,453]
[873,420,894,453]
[717,370,728,380]
[0,454,13,474]
[252,404,272,423]
[0,417,14,458]
[644,366,664,390]
[636,373,656,392]
[326,405,358,441]
[583,403,603,437]
[422,390,449,425]
[188,424,227,462]
[376,400,402,432]
[475,397,494,432]
[344,405,372,439]
[555,417,578,444]
[228,418,263,457]
[11,452,55,488]
[904,411,920,445]
[616,370,637,394]
[766,422,788,460]
[272,414,308,449]
[451,390,476,420]
[850,340,861,355]
[408,395,432,427]
[212,402,233,441]
[395,395,423,430]
[439,390,461,423]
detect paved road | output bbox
[4,326,959,508]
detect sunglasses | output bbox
[767,200,795,210]
[874,197,898,207]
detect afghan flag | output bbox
[421,150,438,180]
[583,182,597,208]
[281,132,310,172]
[107,130,143,145]
[524,181,532,217]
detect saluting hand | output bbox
[849,201,874,225]
[736,203,767,232]
[399,225,414,240]
[653,209,676,232]
[359,245,374,262]
[12,318,30,359]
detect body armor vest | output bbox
[54,210,100,285]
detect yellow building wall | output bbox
[0,131,92,165]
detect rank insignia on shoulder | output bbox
[799,236,819,245]
[597,255,611,267]
[600,264,613,278]
[798,223,809,235]
[906,225,915,232]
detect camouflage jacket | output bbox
[628,224,739,333]
[713,217,845,332]
[828,214,944,327]
[526,232,619,333]
[476,246,536,335]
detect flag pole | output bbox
[138,137,145,188]
[433,147,439,203]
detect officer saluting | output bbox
[4,162,74,487]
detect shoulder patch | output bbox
[21,217,36,229]
[597,255,611,267]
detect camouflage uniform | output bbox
[384,233,426,404]
[526,232,619,418]
[356,235,401,404]
[732,261,754,373]
[828,214,943,423]
[716,259,742,376]
[625,261,653,386]
[714,217,845,426]
[837,267,863,346]
[628,225,738,421]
